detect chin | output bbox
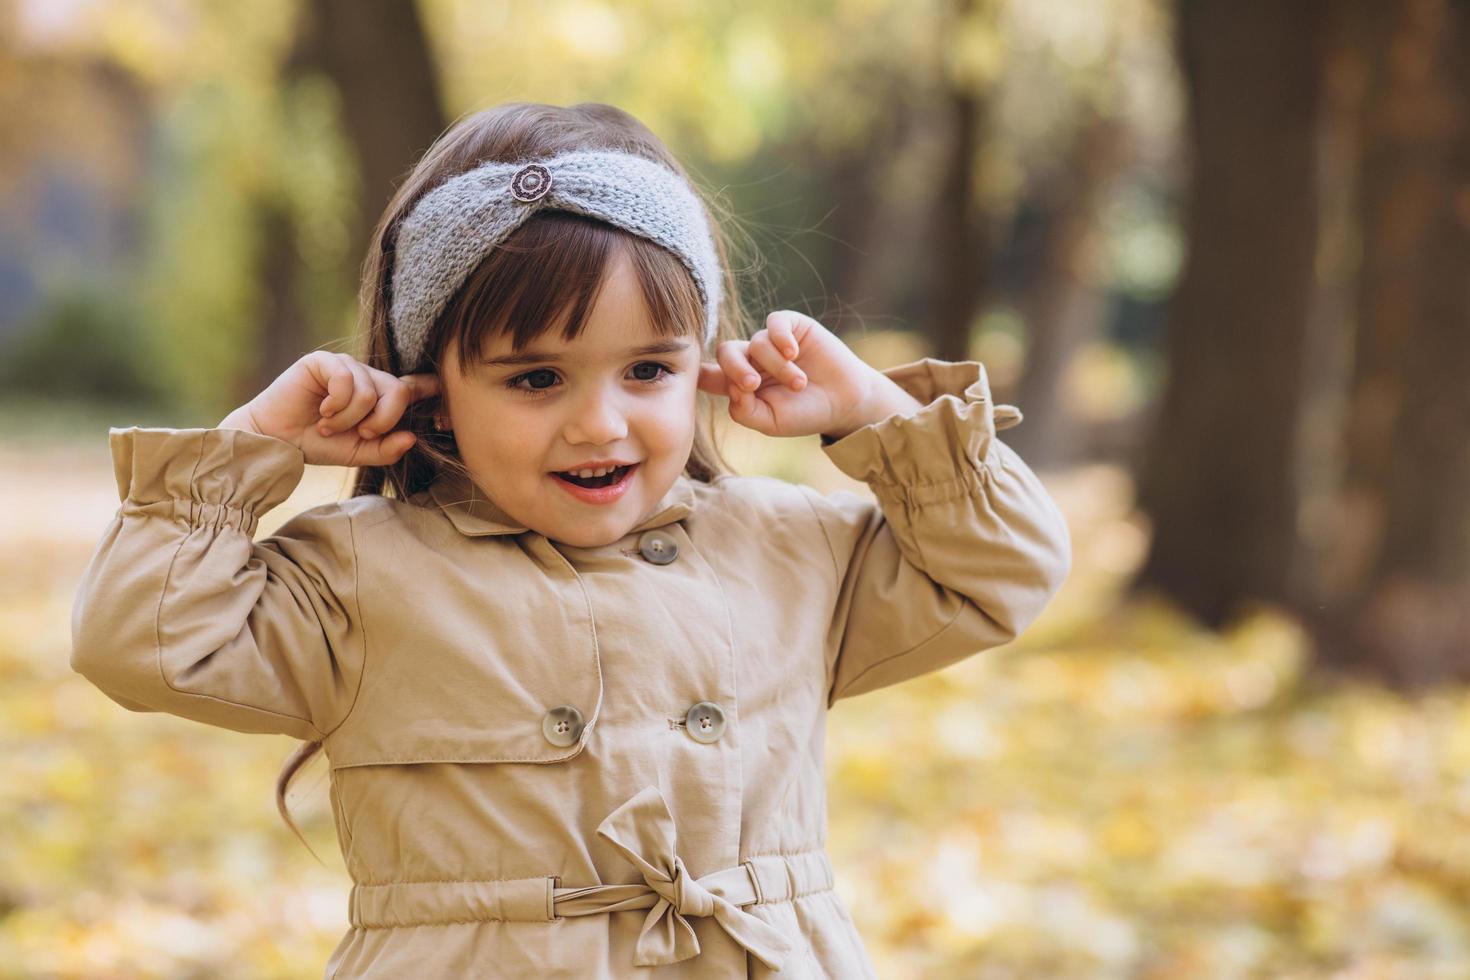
[544,517,631,549]
[558,530,626,549]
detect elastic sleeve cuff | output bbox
[109,426,307,536]
[819,358,1022,499]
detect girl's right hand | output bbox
[217,351,442,467]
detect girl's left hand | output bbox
[697,312,878,438]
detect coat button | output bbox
[684,701,726,743]
[542,705,585,747]
[638,529,679,565]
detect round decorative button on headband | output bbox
[510,164,552,203]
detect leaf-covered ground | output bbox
[4,429,1468,979]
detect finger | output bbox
[398,372,441,402]
[749,331,806,390]
[727,376,777,434]
[389,429,418,460]
[355,372,415,440]
[770,310,822,346]
[357,429,418,466]
[764,312,801,359]
[697,362,733,398]
[727,381,749,419]
[313,352,355,420]
[716,340,762,392]
[328,356,379,433]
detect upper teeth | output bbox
[572,466,618,478]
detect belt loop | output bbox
[548,875,560,921]
[741,859,765,906]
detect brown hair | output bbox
[274,101,759,859]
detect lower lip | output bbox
[550,464,638,505]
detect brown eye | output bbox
[631,362,671,383]
[507,368,559,393]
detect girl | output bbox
[70,101,1071,978]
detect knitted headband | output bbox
[389,148,723,374]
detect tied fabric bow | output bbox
[594,785,796,969]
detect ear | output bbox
[429,396,452,432]
[697,362,732,398]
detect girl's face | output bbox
[437,248,703,548]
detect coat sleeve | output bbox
[799,358,1072,706]
[69,426,365,740]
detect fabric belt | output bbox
[347,785,831,972]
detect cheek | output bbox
[649,384,698,449]
[455,396,549,464]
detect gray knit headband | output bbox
[389,148,722,373]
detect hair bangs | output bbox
[438,212,704,376]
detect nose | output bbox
[562,381,629,446]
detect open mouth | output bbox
[553,465,635,489]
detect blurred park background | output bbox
[3,0,1470,977]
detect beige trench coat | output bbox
[71,357,1072,978]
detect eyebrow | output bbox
[479,339,694,367]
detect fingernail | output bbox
[360,427,374,439]
[745,374,759,389]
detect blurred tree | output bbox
[920,0,1168,466]
[0,15,155,373]
[291,0,446,276]
[111,0,360,419]
[1131,0,1327,626]
[250,197,312,401]
[1005,108,1131,468]
[810,89,921,338]
[0,285,167,406]
[926,0,999,363]
[1314,0,1470,685]
[236,0,446,398]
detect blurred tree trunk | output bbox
[1130,0,1326,625]
[1006,111,1130,468]
[827,104,919,338]
[1315,0,1470,685]
[926,0,994,362]
[1292,0,1365,633]
[243,33,319,400]
[296,0,447,279]
[246,0,445,396]
[251,201,310,403]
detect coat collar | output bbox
[422,466,697,538]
